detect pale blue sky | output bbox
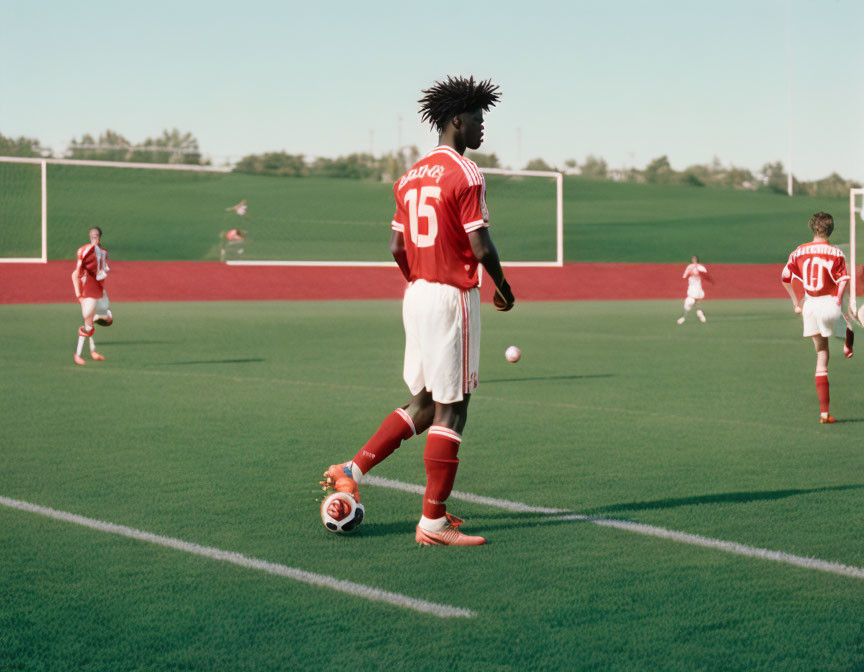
[1,0,861,180]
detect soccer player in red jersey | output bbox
[71,227,112,365]
[321,76,515,546]
[781,212,853,423]
[677,255,713,324]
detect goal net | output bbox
[225,167,564,267]
[0,159,563,267]
[0,158,46,262]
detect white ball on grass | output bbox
[505,346,521,363]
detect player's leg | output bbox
[321,281,434,499]
[812,335,833,423]
[417,396,470,527]
[90,293,110,360]
[75,299,97,365]
[695,299,707,323]
[415,286,484,546]
[678,296,695,324]
[415,398,483,545]
[323,390,435,499]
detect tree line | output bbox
[519,154,860,198]
[0,129,203,165]
[1,130,858,197]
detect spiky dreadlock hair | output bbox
[418,76,501,132]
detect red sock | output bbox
[351,409,415,475]
[815,372,830,414]
[422,426,461,519]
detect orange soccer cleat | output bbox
[74,354,85,366]
[319,462,360,501]
[91,352,105,361]
[415,518,486,546]
[820,415,837,424]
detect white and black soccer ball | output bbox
[94,309,113,327]
[320,491,365,533]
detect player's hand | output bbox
[794,304,802,314]
[493,279,515,312]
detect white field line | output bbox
[0,495,474,619]
[366,477,864,581]
[366,476,567,514]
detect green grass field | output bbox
[0,162,852,264]
[3,300,863,670]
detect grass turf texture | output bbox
[2,300,864,670]
[0,162,851,263]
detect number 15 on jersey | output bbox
[404,187,441,248]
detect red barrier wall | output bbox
[0,261,800,304]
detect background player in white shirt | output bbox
[781,212,852,423]
[677,256,713,324]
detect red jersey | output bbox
[391,145,488,289]
[781,241,849,298]
[75,244,109,299]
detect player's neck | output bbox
[437,132,466,156]
[812,235,830,243]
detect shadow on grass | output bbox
[358,484,864,537]
[101,340,179,346]
[155,358,266,366]
[583,484,864,515]
[483,374,614,384]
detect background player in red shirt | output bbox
[71,227,111,365]
[321,76,514,546]
[781,212,852,423]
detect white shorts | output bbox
[801,295,841,338]
[686,287,705,300]
[81,292,110,320]
[402,279,481,404]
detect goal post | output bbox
[226,167,565,268]
[850,188,864,317]
[0,157,47,263]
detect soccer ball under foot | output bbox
[320,491,365,533]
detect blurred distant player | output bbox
[320,76,514,546]
[71,227,111,365]
[781,212,853,423]
[226,198,247,216]
[677,256,713,324]
[221,200,248,261]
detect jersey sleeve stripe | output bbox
[431,147,479,186]
[463,219,487,233]
[465,159,482,184]
[391,220,405,232]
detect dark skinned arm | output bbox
[468,227,514,309]
[390,229,410,282]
